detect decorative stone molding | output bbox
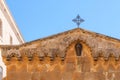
[7,49,21,61]
[2,28,120,80]
[1,28,120,62]
[37,48,45,61]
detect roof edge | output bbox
[0,0,25,43]
[23,28,120,45]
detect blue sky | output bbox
[6,0,120,42]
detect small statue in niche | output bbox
[75,43,82,56]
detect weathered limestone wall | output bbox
[3,41,120,80]
[1,28,120,80]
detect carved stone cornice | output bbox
[2,48,66,61]
[6,49,21,61]
[1,28,120,61]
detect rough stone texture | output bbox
[1,28,120,80]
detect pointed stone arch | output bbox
[64,39,94,72]
[64,39,92,57]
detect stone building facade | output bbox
[1,28,120,80]
[0,0,24,78]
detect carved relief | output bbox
[37,48,45,61]
[25,48,35,61]
[7,49,21,61]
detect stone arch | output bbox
[64,40,94,72]
[64,39,92,57]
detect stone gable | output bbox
[1,28,120,80]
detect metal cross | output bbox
[72,15,84,28]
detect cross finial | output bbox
[72,15,84,28]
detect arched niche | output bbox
[64,40,93,72]
[75,43,82,56]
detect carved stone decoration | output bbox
[113,49,120,61]
[25,48,35,61]
[92,48,103,61]
[59,51,66,61]
[7,49,21,61]
[39,56,44,61]
[2,28,120,80]
[61,57,65,61]
[103,49,112,61]
[48,51,54,61]
[40,47,48,56]
[37,50,45,61]
[6,55,10,61]
[49,49,58,57]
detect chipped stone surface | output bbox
[1,28,120,80]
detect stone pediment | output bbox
[1,28,120,61]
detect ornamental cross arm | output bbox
[72,14,84,28]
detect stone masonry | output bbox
[1,28,120,80]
